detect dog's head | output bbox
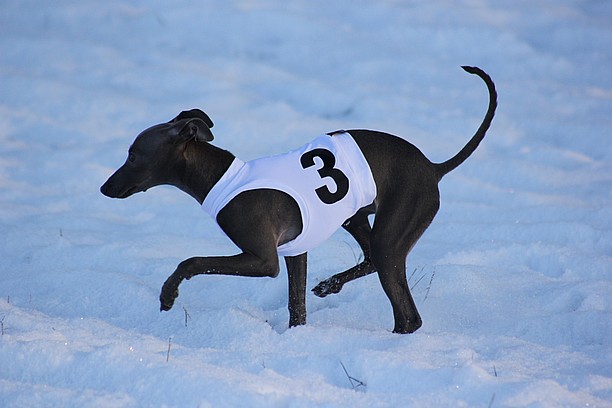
[100,109,214,199]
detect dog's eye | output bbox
[128,153,136,163]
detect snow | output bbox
[1,0,611,406]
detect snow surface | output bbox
[1,0,611,407]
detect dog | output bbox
[100,66,496,333]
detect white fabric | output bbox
[202,132,377,256]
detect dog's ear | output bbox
[169,109,215,143]
[170,109,214,129]
[176,118,214,143]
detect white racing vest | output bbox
[202,132,377,256]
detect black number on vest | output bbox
[300,148,349,204]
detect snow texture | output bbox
[1,0,611,407]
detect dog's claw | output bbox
[160,299,174,312]
[312,277,343,298]
[159,295,175,312]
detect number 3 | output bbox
[300,149,349,204]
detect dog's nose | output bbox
[100,180,115,197]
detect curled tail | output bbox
[435,66,497,180]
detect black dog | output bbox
[100,66,496,333]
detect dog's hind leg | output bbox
[312,208,377,297]
[370,197,439,334]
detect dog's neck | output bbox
[173,142,236,205]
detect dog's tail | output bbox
[434,66,497,180]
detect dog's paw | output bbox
[159,281,179,311]
[392,317,423,334]
[159,297,175,312]
[159,292,177,311]
[312,277,343,298]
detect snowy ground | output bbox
[1,1,611,407]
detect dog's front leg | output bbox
[159,252,279,311]
[285,253,307,327]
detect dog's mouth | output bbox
[118,183,151,198]
[117,185,140,199]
